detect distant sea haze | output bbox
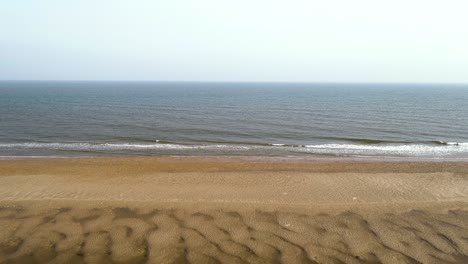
[1,81,467,159]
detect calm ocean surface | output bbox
[1,81,467,159]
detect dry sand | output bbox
[0,157,467,263]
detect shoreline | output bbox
[1,155,468,174]
[1,156,467,207]
[2,153,468,162]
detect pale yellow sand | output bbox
[0,157,467,263]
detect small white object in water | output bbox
[353,197,358,200]
[283,192,288,195]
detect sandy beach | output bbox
[0,157,467,263]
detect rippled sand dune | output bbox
[0,157,467,263]
[1,205,468,263]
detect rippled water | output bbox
[1,81,467,159]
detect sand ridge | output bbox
[1,204,468,264]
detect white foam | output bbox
[0,142,184,150]
[301,143,468,156]
[1,142,467,157]
[447,142,468,146]
[0,142,252,151]
[103,143,191,149]
[437,141,468,146]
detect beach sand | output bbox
[0,157,467,263]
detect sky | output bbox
[1,0,468,83]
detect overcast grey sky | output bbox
[1,0,467,83]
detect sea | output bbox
[1,81,467,159]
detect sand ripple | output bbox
[0,206,467,263]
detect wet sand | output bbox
[0,157,467,263]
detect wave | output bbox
[318,137,404,144]
[301,143,468,156]
[0,142,250,151]
[269,143,305,147]
[1,141,467,157]
[316,137,468,146]
[432,141,468,146]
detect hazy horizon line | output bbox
[1,79,467,86]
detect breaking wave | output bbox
[1,141,467,158]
